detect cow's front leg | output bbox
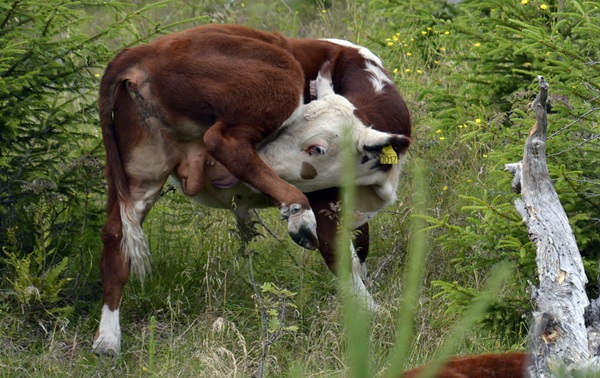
[204,121,318,249]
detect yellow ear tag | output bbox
[380,145,398,165]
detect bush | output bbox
[0,0,200,331]
[387,0,600,343]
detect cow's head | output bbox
[258,62,410,202]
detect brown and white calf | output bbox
[400,352,531,378]
[93,24,411,355]
[202,24,412,284]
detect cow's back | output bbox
[103,28,304,139]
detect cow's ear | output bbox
[363,134,410,156]
[388,135,411,155]
[315,61,334,98]
[376,136,410,165]
[363,135,410,166]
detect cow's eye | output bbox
[306,145,327,156]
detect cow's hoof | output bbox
[282,204,319,249]
[92,336,121,356]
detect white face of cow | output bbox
[257,66,410,199]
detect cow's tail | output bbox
[99,51,151,281]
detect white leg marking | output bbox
[93,305,122,355]
[120,201,151,281]
[350,242,380,313]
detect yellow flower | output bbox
[393,36,399,42]
[416,69,423,74]
[434,60,440,64]
[322,9,327,13]
[439,137,445,141]
[241,2,245,7]
[95,73,100,77]
[521,0,528,4]
[475,118,482,124]
[474,42,481,47]
[444,31,450,35]
[483,154,488,158]
[396,32,401,36]
[406,52,412,56]
[436,129,442,133]
[427,27,432,31]
[421,31,427,35]
[467,179,472,183]
[443,186,448,191]
[440,47,446,51]
[540,4,548,10]
[387,42,394,47]
[393,68,398,74]
[404,68,411,73]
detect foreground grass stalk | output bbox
[336,126,371,378]
[149,315,156,373]
[384,160,429,377]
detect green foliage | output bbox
[260,282,298,336]
[379,0,600,343]
[2,215,72,320]
[0,0,201,332]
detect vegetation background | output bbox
[0,0,598,376]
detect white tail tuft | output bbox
[119,202,151,281]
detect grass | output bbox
[0,192,507,377]
[0,0,537,376]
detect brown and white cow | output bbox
[193,24,412,282]
[400,352,531,378]
[93,24,411,355]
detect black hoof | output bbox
[291,225,319,250]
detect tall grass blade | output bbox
[149,315,156,373]
[384,159,430,377]
[336,122,371,378]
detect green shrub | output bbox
[0,0,202,330]
[384,0,600,343]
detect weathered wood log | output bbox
[505,76,599,377]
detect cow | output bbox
[93,24,411,355]
[400,352,531,378]
[195,24,412,299]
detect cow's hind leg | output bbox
[93,181,163,355]
[93,201,128,355]
[204,121,318,249]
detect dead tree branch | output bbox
[505,76,599,377]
